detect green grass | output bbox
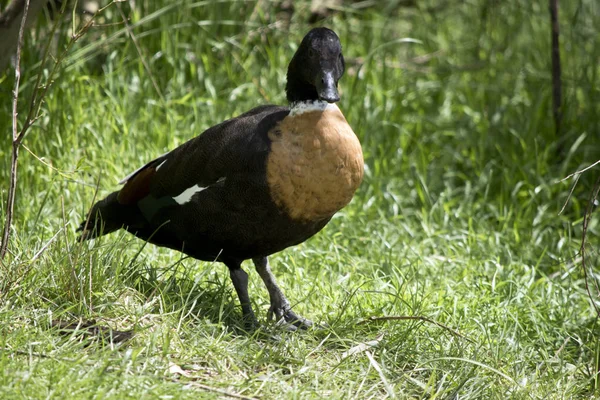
[1,0,600,398]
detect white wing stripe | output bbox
[173,184,206,204]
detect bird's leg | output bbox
[228,266,258,331]
[252,257,313,330]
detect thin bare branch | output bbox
[0,0,30,260]
[559,173,580,215]
[1,1,107,261]
[22,15,96,145]
[560,160,600,182]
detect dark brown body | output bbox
[84,104,363,267]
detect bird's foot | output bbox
[268,305,314,331]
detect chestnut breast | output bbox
[266,104,364,222]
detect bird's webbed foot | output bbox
[267,300,314,331]
[253,257,317,331]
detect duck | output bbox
[78,27,364,330]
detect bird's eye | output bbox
[308,49,315,58]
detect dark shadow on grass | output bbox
[122,257,252,333]
[51,319,134,345]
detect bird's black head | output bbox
[286,28,345,104]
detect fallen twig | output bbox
[358,315,474,343]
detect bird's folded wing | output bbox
[117,105,289,206]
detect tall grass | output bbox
[0,0,599,398]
